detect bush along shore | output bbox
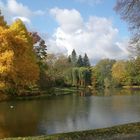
[2,122,140,140]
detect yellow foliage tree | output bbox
[0,19,39,94]
[112,61,127,85]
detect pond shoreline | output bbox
[2,122,140,140]
[1,86,140,102]
[0,87,82,102]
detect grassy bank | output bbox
[2,122,140,140]
[13,87,80,100]
[1,86,140,102]
[0,87,81,102]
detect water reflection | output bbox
[0,88,140,138]
[0,100,44,138]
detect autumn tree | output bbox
[0,19,39,94]
[112,61,128,86]
[29,32,47,60]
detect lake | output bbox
[0,88,140,138]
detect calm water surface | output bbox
[0,89,140,138]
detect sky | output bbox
[0,0,130,64]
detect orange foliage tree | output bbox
[0,16,39,94]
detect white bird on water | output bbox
[10,105,14,109]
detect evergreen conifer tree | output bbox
[83,53,90,67]
[77,55,83,67]
[71,49,77,66]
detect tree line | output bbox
[1,0,140,97]
[92,58,140,89]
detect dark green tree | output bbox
[77,55,83,67]
[71,49,77,66]
[79,67,91,87]
[68,55,72,63]
[83,53,90,67]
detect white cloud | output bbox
[50,8,84,33]
[12,16,31,24]
[7,0,32,17]
[0,0,45,24]
[48,8,129,64]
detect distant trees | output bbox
[92,59,116,88]
[45,50,92,88]
[77,55,83,67]
[68,49,91,67]
[90,57,140,88]
[83,53,90,67]
[45,54,72,87]
[112,61,128,86]
[65,67,91,88]
[63,50,91,88]
[111,59,140,87]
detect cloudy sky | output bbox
[0,0,130,64]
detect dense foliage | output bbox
[45,50,91,88]
[0,16,39,94]
[91,58,140,88]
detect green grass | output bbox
[2,122,140,140]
